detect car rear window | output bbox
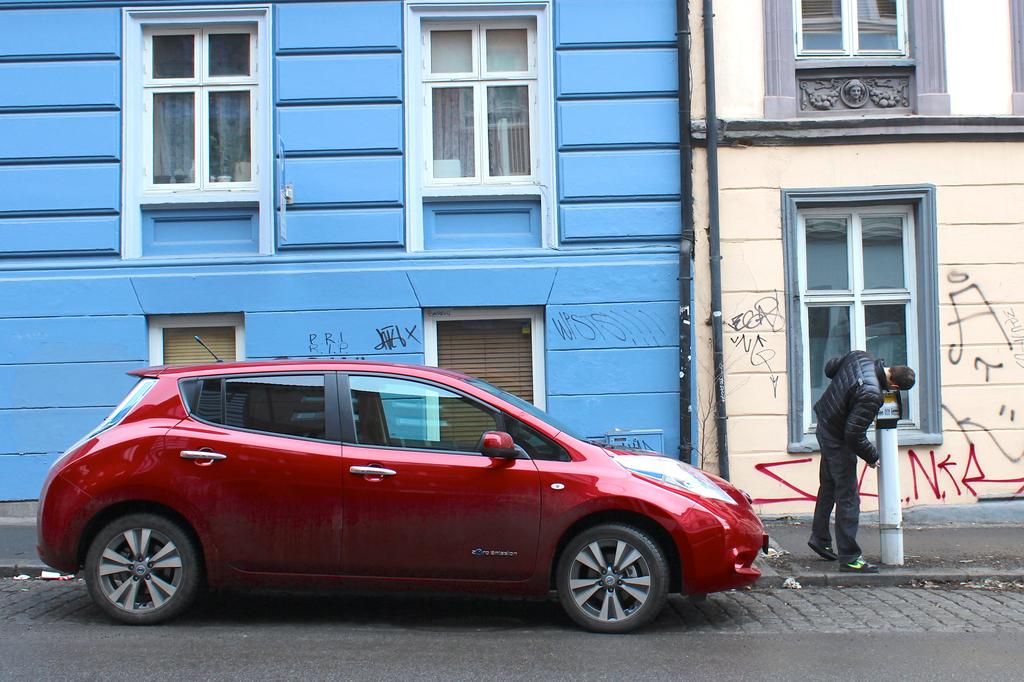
[181,374,328,441]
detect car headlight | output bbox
[613,454,736,505]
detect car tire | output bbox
[84,513,201,625]
[556,523,670,633]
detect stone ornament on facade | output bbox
[799,77,911,112]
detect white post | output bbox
[875,426,903,565]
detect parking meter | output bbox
[876,389,902,429]
[876,388,903,564]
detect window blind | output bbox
[436,318,534,402]
[162,326,237,365]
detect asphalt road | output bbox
[2,580,1023,680]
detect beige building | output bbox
[689,0,1024,513]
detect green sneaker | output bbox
[839,556,879,573]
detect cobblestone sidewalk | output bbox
[3,579,1024,634]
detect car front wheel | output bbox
[556,523,669,633]
[84,513,201,625]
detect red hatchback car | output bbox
[38,361,766,633]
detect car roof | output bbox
[129,359,475,381]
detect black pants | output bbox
[810,430,862,563]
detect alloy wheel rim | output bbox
[98,528,183,612]
[568,539,651,623]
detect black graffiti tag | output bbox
[726,292,785,333]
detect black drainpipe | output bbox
[702,0,729,480]
[676,0,694,463]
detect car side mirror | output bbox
[479,431,520,459]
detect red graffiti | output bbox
[752,457,877,505]
[751,458,816,504]
[752,444,1024,505]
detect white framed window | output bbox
[424,21,537,184]
[123,6,272,258]
[143,26,257,191]
[796,206,918,433]
[796,0,907,57]
[423,307,546,408]
[148,313,245,366]
[405,2,555,250]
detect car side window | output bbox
[349,375,500,453]
[182,374,328,441]
[506,417,570,462]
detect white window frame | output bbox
[796,205,918,433]
[795,0,908,58]
[148,313,246,365]
[123,6,273,259]
[423,20,538,185]
[423,306,546,409]
[405,1,556,251]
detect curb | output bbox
[755,569,1024,589]
[0,562,57,579]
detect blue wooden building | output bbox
[0,0,690,500]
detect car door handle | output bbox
[180,450,228,462]
[349,465,397,477]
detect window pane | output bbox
[153,92,195,184]
[857,0,900,51]
[184,378,224,424]
[486,29,528,71]
[801,0,844,51]
[209,33,250,77]
[432,87,475,178]
[487,86,531,177]
[350,376,500,452]
[805,217,849,290]
[865,304,907,366]
[431,30,473,73]
[153,34,194,79]
[209,91,252,183]
[862,216,905,289]
[224,375,326,440]
[808,306,851,412]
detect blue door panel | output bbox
[276,54,402,103]
[556,0,677,46]
[284,157,403,206]
[557,49,677,97]
[558,99,679,148]
[560,202,681,242]
[277,1,402,51]
[0,216,120,256]
[0,164,119,214]
[559,150,680,200]
[0,8,120,58]
[279,105,403,154]
[280,208,404,248]
[0,61,119,109]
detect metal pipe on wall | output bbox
[702,0,730,479]
[676,0,695,463]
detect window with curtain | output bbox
[424,21,536,184]
[797,206,917,433]
[144,26,257,190]
[798,0,906,56]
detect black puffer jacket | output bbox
[813,350,887,464]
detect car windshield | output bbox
[466,378,585,440]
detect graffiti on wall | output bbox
[373,324,420,351]
[550,307,668,347]
[945,271,1014,382]
[726,291,784,398]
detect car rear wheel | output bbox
[84,513,201,625]
[556,524,669,633]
